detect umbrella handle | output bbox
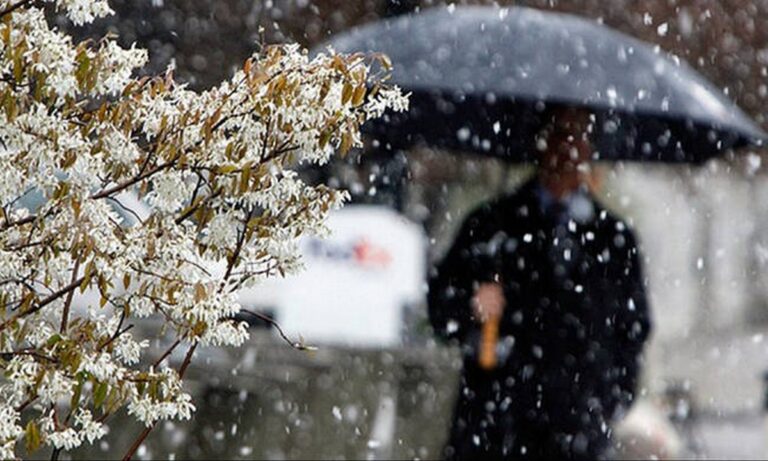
[478,312,501,370]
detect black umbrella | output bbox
[321,5,766,163]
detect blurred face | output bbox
[538,108,599,194]
[541,108,592,171]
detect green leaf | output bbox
[148,380,159,400]
[340,131,353,157]
[75,51,91,88]
[136,381,146,397]
[45,334,62,348]
[105,384,122,413]
[80,260,95,293]
[93,381,108,409]
[25,420,41,453]
[218,164,238,174]
[70,376,84,409]
[12,53,23,82]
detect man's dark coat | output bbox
[428,178,652,460]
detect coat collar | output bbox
[509,176,600,226]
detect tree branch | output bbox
[0,276,85,333]
[106,196,144,224]
[238,309,315,351]
[178,341,197,377]
[97,324,133,351]
[0,214,36,232]
[122,341,197,461]
[15,395,37,412]
[121,425,152,461]
[152,337,181,369]
[59,258,81,333]
[0,0,34,18]
[174,189,221,226]
[91,161,174,200]
[1,350,57,363]
[219,210,252,291]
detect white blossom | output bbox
[93,41,148,95]
[56,0,114,26]
[0,405,23,450]
[79,352,124,383]
[39,371,74,405]
[127,370,195,426]
[47,428,82,450]
[74,409,108,444]
[201,320,250,347]
[145,170,190,213]
[114,333,149,366]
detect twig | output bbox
[0,214,36,231]
[0,276,85,333]
[178,341,197,377]
[0,0,34,18]
[121,425,153,461]
[97,324,133,351]
[238,309,315,351]
[1,350,57,363]
[180,258,213,277]
[59,258,81,333]
[106,196,145,224]
[174,189,221,225]
[3,239,47,252]
[219,209,252,290]
[152,337,181,368]
[91,161,174,200]
[15,395,36,412]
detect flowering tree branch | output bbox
[0,0,408,458]
[122,341,197,461]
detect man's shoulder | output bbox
[592,203,640,244]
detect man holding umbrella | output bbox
[322,4,766,459]
[428,107,652,460]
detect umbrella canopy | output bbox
[321,5,766,163]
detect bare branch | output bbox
[1,350,57,363]
[178,341,197,377]
[152,337,181,369]
[239,309,316,351]
[106,196,145,224]
[219,208,253,291]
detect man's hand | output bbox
[471,282,505,322]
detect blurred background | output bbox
[58,0,768,459]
